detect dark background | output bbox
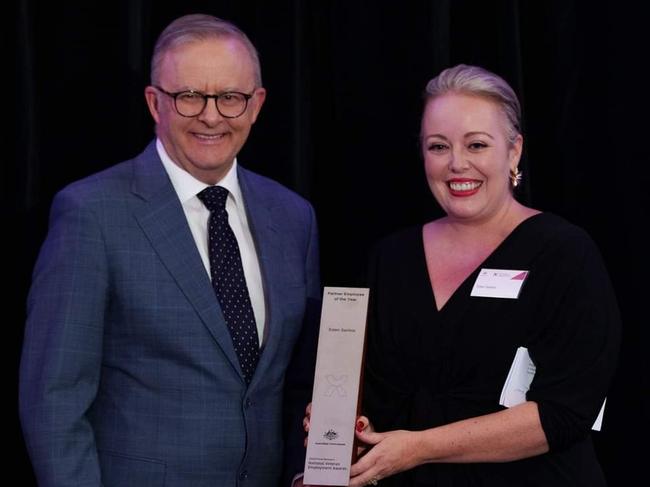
[10,1,647,485]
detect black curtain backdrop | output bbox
[10,1,647,485]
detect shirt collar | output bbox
[156,138,243,206]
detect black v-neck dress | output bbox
[362,213,621,486]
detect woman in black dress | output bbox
[347,65,621,486]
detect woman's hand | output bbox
[348,429,424,487]
[303,404,376,453]
[302,402,312,447]
[354,415,374,459]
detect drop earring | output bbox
[510,167,522,188]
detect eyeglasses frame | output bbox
[152,85,254,119]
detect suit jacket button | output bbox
[239,470,248,480]
[245,398,252,408]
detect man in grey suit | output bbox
[19,14,320,486]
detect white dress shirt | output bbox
[157,139,266,345]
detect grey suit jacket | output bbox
[19,141,320,486]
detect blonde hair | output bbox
[424,64,521,144]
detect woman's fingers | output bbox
[302,402,313,446]
[303,402,312,432]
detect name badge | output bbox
[470,268,529,299]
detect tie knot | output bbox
[198,186,229,213]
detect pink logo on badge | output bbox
[511,271,528,280]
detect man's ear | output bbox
[144,86,161,124]
[249,87,267,124]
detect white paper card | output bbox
[591,398,606,431]
[471,268,529,299]
[304,287,370,486]
[500,346,536,407]
[500,346,605,431]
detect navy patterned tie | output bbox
[198,186,260,384]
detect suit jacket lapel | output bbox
[130,142,243,378]
[238,167,285,387]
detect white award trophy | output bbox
[303,287,370,486]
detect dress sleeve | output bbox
[525,227,621,451]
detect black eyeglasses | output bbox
[153,85,254,118]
